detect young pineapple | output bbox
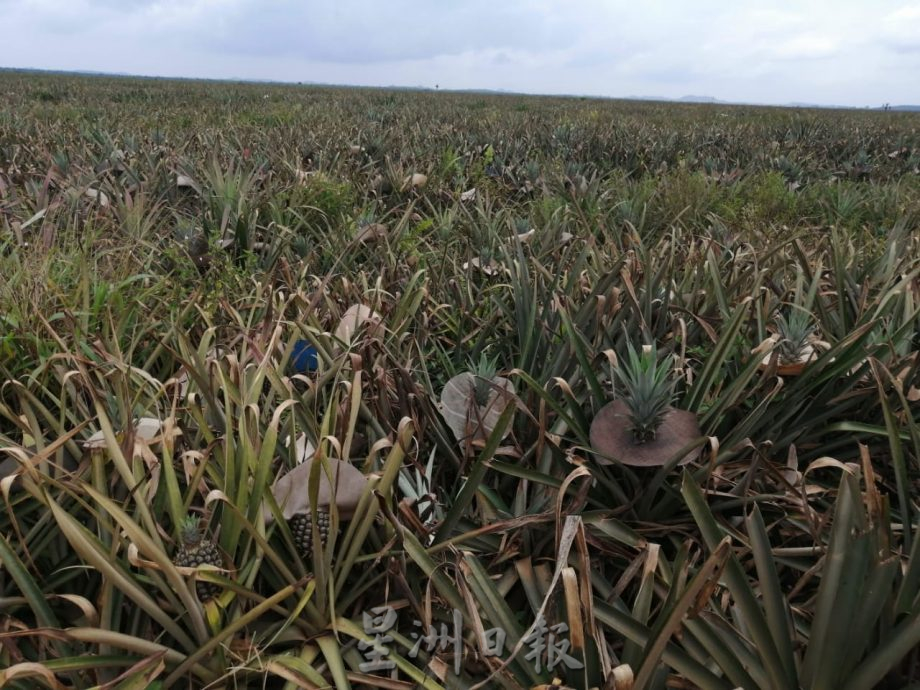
[288,509,332,562]
[592,340,700,467]
[470,352,500,408]
[173,515,222,601]
[615,341,676,444]
[773,308,816,363]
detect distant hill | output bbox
[629,94,846,109]
[888,105,920,112]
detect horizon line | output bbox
[1,65,916,112]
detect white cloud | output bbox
[771,34,839,61]
[882,4,920,51]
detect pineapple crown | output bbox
[524,161,541,182]
[774,263,822,362]
[469,352,499,407]
[615,341,676,444]
[180,514,203,545]
[774,307,816,362]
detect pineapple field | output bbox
[1,70,920,689]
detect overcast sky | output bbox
[1,0,918,107]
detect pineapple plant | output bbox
[173,514,223,601]
[590,341,701,467]
[758,305,826,376]
[760,264,826,375]
[774,308,817,363]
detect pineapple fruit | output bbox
[173,514,223,601]
[288,509,332,562]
